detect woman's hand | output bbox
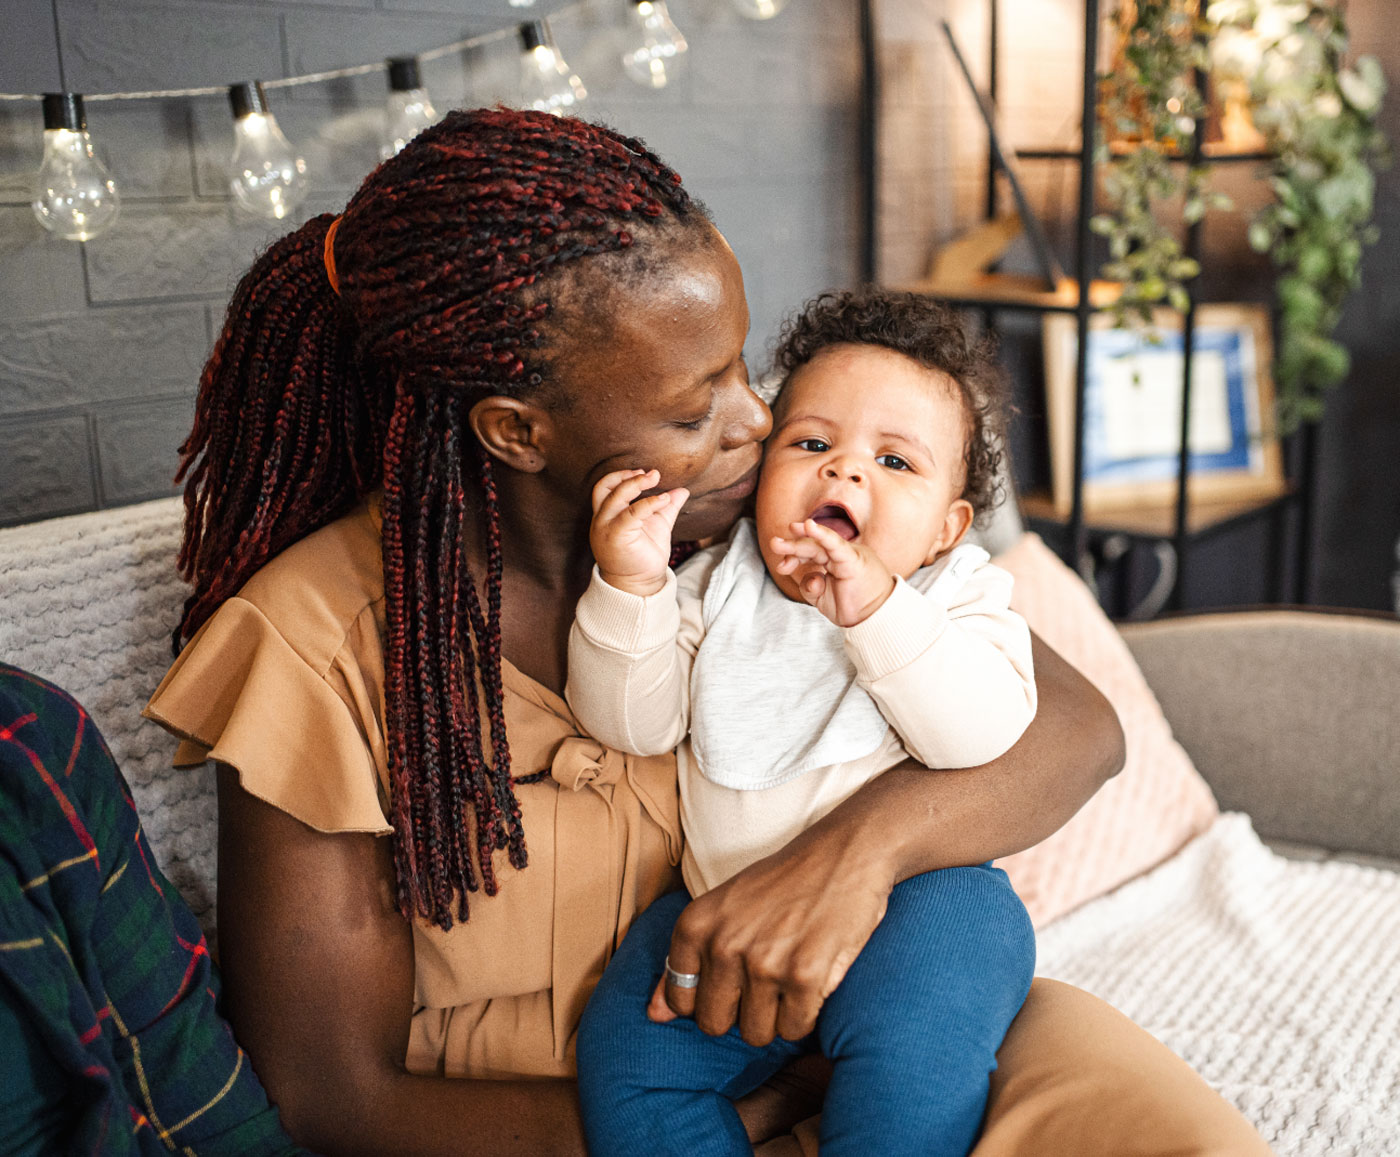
[652,629,1124,1042]
[589,468,689,597]
[649,809,895,1046]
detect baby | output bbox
[568,289,1037,1157]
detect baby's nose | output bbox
[823,460,864,484]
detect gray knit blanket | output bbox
[0,497,218,937]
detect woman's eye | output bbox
[796,438,829,453]
[675,403,714,431]
[877,454,911,471]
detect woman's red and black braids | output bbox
[174,108,707,929]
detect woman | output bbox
[145,108,1268,1155]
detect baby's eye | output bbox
[796,438,829,453]
[877,454,911,471]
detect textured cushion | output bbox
[992,533,1219,928]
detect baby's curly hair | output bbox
[771,289,1010,524]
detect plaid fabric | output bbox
[0,663,309,1156]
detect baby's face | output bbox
[755,343,974,598]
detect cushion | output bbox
[991,533,1219,928]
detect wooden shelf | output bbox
[1020,488,1294,538]
[1014,145,1272,164]
[898,272,1123,313]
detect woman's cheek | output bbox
[660,448,710,493]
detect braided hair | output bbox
[176,108,709,929]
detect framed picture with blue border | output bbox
[1043,304,1286,515]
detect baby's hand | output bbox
[771,519,895,627]
[590,469,689,597]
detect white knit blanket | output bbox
[1036,812,1400,1156]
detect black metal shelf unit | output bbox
[859,0,1312,613]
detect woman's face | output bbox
[542,232,772,543]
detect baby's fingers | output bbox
[593,468,658,520]
[770,534,831,567]
[797,518,856,559]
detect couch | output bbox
[3,494,1398,1156]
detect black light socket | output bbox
[518,20,549,53]
[228,81,270,120]
[42,93,85,132]
[387,57,422,92]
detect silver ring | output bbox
[663,955,701,989]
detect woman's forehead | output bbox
[559,239,748,400]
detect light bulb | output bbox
[227,82,308,221]
[731,0,788,18]
[518,21,587,115]
[31,94,120,242]
[382,57,439,160]
[622,0,688,89]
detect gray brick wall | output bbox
[0,0,860,525]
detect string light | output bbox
[2,1,797,239]
[227,82,308,221]
[382,57,439,160]
[622,0,688,90]
[32,93,120,241]
[731,0,788,18]
[518,20,587,115]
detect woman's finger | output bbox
[737,971,783,1048]
[646,974,679,1024]
[692,952,745,1038]
[660,926,704,1020]
[773,985,824,1043]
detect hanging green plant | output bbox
[1212,0,1388,428]
[1093,0,1225,326]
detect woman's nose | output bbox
[719,381,772,450]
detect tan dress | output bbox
[145,496,1272,1154]
[144,495,683,1080]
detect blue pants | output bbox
[576,866,1035,1157]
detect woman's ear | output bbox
[468,396,551,473]
[925,498,975,565]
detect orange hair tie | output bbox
[323,215,343,296]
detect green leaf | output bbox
[1296,244,1332,281]
[1339,59,1384,115]
[1248,221,1275,252]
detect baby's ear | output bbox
[468,395,549,473]
[926,499,975,564]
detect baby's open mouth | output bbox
[810,504,858,541]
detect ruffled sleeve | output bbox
[143,503,393,836]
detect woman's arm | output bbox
[213,766,590,1157]
[656,630,1124,1045]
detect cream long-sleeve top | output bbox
[566,519,1036,897]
